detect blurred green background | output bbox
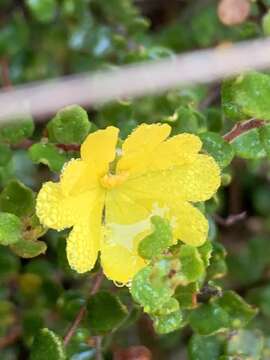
[2,0,270,359]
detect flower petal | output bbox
[81,126,119,175]
[102,189,150,282]
[101,243,146,284]
[117,123,171,175]
[66,191,104,273]
[170,201,209,246]
[118,132,202,176]
[60,159,99,196]
[121,154,220,203]
[105,188,149,224]
[36,182,73,230]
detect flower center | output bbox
[100,171,129,189]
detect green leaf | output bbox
[58,291,86,321]
[175,283,198,309]
[228,237,270,286]
[156,297,180,316]
[0,116,34,144]
[222,72,270,121]
[259,124,270,158]
[29,143,68,172]
[87,291,128,333]
[203,108,223,133]
[225,330,264,360]
[188,334,223,360]
[179,245,205,283]
[166,105,201,134]
[47,105,91,144]
[130,261,174,313]
[30,328,66,360]
[11,239,47,258]
[0,246,20,280]
[199,132,234,168]
[152,310,183,334]
[198,241,213,267]
[138,216,172,260]
[231,128,266,159]
[247,285,270,317]
[0,212,22,245]
[0,143,12,166]
[207,242,227,280]
[0,180,35,217]
[26,0,57,23]
[189,291,256,335]
[221,78,247,121]
[263,11,270,36]
[189,302,230,335]
[216,291,257,329]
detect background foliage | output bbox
[1,0,270,359]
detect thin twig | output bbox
[214,211,247,227]
[0,58,13,89]
[12,139,80,152]
[95,336,103,360]
[223,118,266,142]
[0,325,22,349]
[63,271,103,347]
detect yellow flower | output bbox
[36,124,220,283]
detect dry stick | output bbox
[63,271,104,347]
[2,38,270,121]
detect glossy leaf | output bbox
[0,116,34,144]
[0,180,35,217]
[29,143,68,173]
[0,212,22,245]
[47,105,91,144]
[11,239,47,258]
[87,291,128,333]
[138,216,172,260]
[30,328,66,360]
[222,72,270,121]
[200,132,234,168]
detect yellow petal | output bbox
[117,123,171,175]
[149,133,202,171]
[121,154,220,203]
[122,123,171,153]
[101,243,146,284]
[81,126,119,175]
[60,159,99,196]
[170,201,209,246]
[37,180,104,232]
[105,188,149,224]
[102,188,150,282]
[36,182,73,230]
[118,132,202,176]
[66,191,104,273]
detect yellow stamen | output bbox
[100,171,129,189]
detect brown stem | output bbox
[214,211,247,227]
[63,271,103,347]
[13,139,80,152]
[95,336,103,360]
[223,118,266,142]
[0,58,13,89]
[0,325,22,349]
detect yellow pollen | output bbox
[100,172,129,189]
